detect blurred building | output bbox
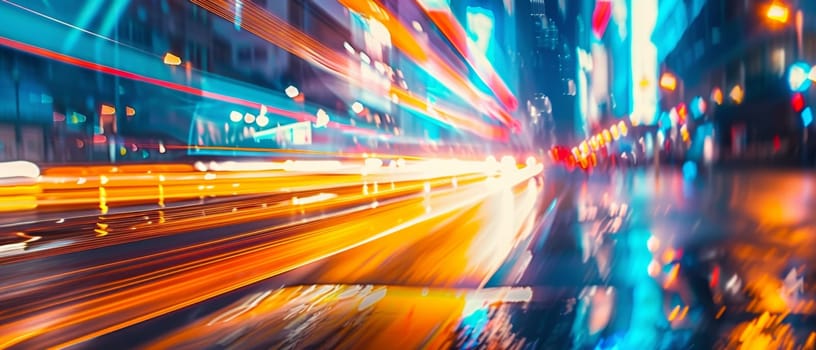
[654,0,816,162]
[0,0,246,163]
[447,0,526,153]
[0,0,526,164]
[0,0,396,162]
[517,0,579,147]
[575,0,635,138]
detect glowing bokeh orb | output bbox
[788,62,812,92]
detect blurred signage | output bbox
[289,121,312,145]
[592,0,613,39]
[591,44,609,103]
[253,121,312,145]
[466,7,495,56]
[631,0,658,125]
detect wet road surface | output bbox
[3,165,816,349]
[150,166,816,349]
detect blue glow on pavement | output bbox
[460,307,489,348]
[683,161,697,180]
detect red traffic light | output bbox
[792,93,806,113]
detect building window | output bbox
[771,48,786,76]
[253,47,268,62]
[128,19,151,47]
[711,27,720,45]
[747,48,762,76]
[237,47,252,62]
[725,0,743,21]
[694,39,704,60]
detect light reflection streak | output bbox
[0,163,542,349]
[414,0,518,111]
[337,0,516,128]
[0,167,493,265]
[0,35,380,140]
[0,158,500,215]
[146,285,536,350]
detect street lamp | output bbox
[765,2,804,58]
[256,114,270,127]
[729,85,745,104]
[788,62,812,92]
[659,73,678,91]
[351,101,365,114]
[229,110,243,123]
[285,85,300,98]
[163,52,182,66]
[244,113,256,124]
[766,3,790,23]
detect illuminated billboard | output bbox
[466,7,495,56]
[461,0,519,98]
[630,0,658,125]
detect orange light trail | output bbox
[146,285,535,349]
[0,163,543,349]
[190,0,510,140]
[414,0,519,112]
[0,169,491,266]
[336,0,517,128]
[0,35,383,139]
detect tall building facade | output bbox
[0,0,230,162]
[0,0,531,164]
[518,0,580,147]
[654,0,816,162]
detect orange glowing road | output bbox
[146,285,539,350]
[299,176,542,289]
[0,162,543,349]
[0,159,509,258]
[0,159,486,213]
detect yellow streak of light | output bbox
[0,195,38,212]
[667,305,680,321]
[678,305,689,320]
[0,166,540,348]
[98,186,108,214]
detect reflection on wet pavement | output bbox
[129,168,816,349]
[548,168,816,350]
[146,285,577,350]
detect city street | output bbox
[2,0,816,349]
[0,159,544,349]
[1,164,815,349]
[142,167,816,350]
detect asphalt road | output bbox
[2,165,816,349]
[0,163,544,349]
[142,166,816,350]
[511,166,816,349]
